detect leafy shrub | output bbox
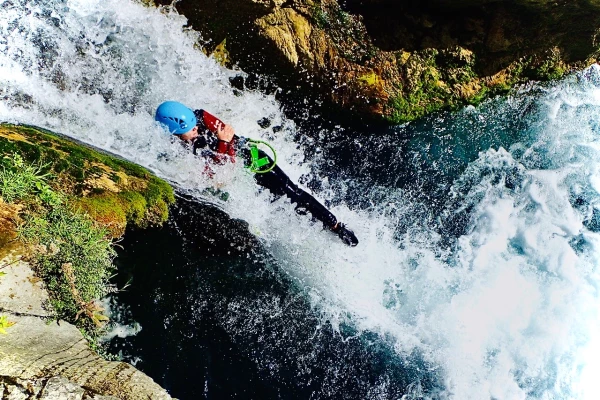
[19,204,116,330]
[0,153,115,336]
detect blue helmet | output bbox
[155,101,197,135]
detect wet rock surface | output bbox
[152,0,600,124]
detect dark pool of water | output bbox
[109,194,433,399]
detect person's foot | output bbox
[332,222,359,247]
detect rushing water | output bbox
[2,0,600,398]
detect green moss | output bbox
[311,4,330,29]
[0,137,40,163]
[386,60,452,123]
[357,71,379,86]
[119,191,148,226]
[0,123,174,230]
[4,124,152,181]
[76,195,127,234]
[387,90,447,124]
[76,187,171,234]
[466,86,489,106]
[140,180,173,225]
[382,44,579,124]
[148,197,170,225]
[446,65,477,85]
[526,57,567,80]
[76,186,171,234]
[109,172,121,183]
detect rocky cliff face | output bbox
[152,0,600,124]
[0,252,173,400]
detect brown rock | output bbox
[155,0,600,123]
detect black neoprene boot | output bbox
[332,223,359,247]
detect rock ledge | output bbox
[0,251,174,400]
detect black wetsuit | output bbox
[240,147,338,228]
[191,109,337,228]
[190,109,357,246]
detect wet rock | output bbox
[0,256,174,400]
[83,395,120,400]
[152,0,600,124]
[4,383,28,400]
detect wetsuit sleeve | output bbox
[216,139,236,157]
[197,109,236,158]
[200,109,222,132]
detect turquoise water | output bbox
[2,0,600,398]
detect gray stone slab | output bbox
[40,376,85,400]
[0,255,174,400]
[0,255,49,317]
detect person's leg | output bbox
[251,158,338,227]
[243,148,358,246]
[274,165,338,228]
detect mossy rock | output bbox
[152,0,600,125]
[0,124,174,236]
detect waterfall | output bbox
[2,0,600,398]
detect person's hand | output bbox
[215,121,235,142]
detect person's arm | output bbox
[200,110,236,157]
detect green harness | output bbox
[246,138,277,174]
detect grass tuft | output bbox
[0,154,51,203]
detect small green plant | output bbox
[533,58,566,80]
[0,153,51,203]
[35,180,63,206]
[79,328,121,361]
[467,86,490,106]
[0,315,15,334]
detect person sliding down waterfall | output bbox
[155,101,359,247]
